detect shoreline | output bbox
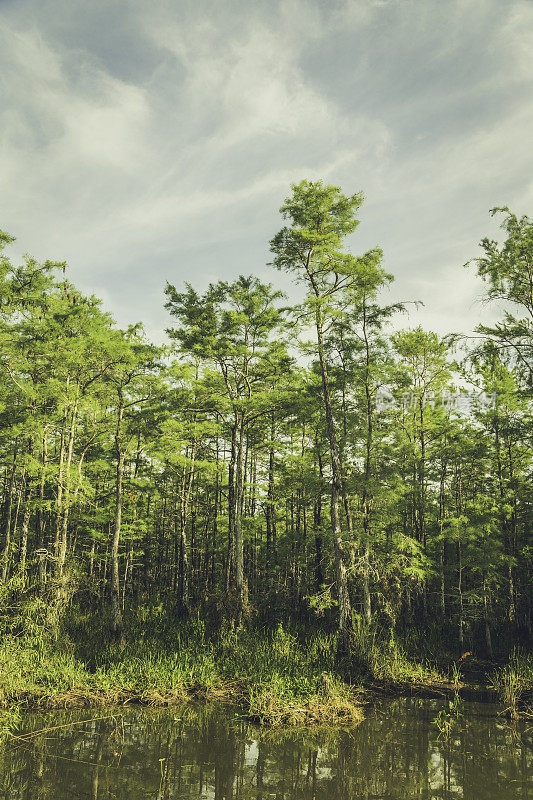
[2,681,364,727]
[3,674,527,728]
[2,618,531,731]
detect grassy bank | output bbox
[1,598,532,740]
[0,602,366,731]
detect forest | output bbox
[0,180,531,725]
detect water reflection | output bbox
[1,699,531,799]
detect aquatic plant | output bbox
[490,648,533,718]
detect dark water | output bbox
[1,698,531,799]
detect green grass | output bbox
[3,590,530,739]
[490,648,533,717]
[0,608,447,737]
[0,601,363,732]
[344,623,445,684]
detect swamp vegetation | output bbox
[0,181,531,731]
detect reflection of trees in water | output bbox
[91,727,104,800]
[0,700,531,799]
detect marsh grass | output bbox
[346,623,444,685]
[0,603,364,732]
[3,592,527,739]
[490,648,533,718]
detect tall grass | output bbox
[6,587,530,733]
[0,598,363,729]
[347,623,444,684]
[490,648,533,718]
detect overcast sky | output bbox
[1,0,532,341]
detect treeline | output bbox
[0,184,531,657]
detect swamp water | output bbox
[1,698,531,799]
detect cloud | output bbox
[0,0,531,340]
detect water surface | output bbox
[2,698,531,799]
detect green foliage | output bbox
[470,206,533,385]
[0,193,531,729]
[490,648,533,717]
[346,622,443,684]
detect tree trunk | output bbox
[36,431,48,586]
[494,415,515,621]
[57,398,79,587]
[457,542,464,654]
[438,451,448,617]
[1,446,18,582]
[361,312,374,625]
[418,394,427,620]
[483,575,493,659]
[314,443,324,590]
[234,413,246,623]
[110,398,125,640]
[19,481,32,580]
[315,309,351,641]
[225,421,237,592]
[265,413,276,577]
[177,433,197,613]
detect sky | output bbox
[1,0,532,343]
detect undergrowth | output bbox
[3,582,529,738]
[0,592,364,733]
[347,623,444,684]
[490,648,533,718]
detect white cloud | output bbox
[0,0,531,339]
